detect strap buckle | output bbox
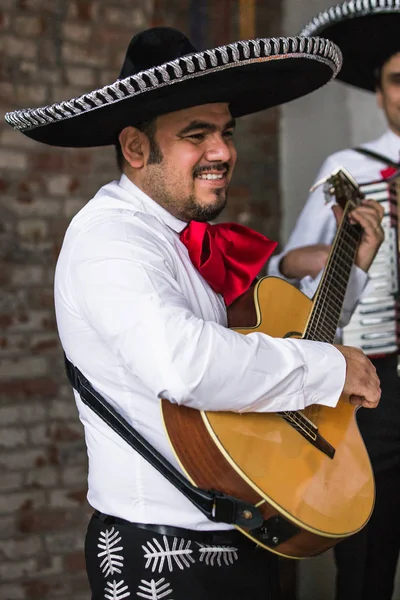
[211,491,263,528]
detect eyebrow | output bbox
[177,118,236,136]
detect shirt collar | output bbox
[119,174,188,233]
[381,129,400,160]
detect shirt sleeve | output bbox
[267,156,371,327]
[68,218,346,415]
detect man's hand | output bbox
[334,344,381,409]
[332,198,384,272]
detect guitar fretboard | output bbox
[280,169,364,457]
[303,207,362,344]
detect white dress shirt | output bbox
[268,130,400,328]
[55,174,348,530]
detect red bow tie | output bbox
[381,166,400,179]
[180,221,277,305]
[381,166,398,179]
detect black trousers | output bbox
[85,511,281,600]
[334,355,400,600]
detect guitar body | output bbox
[161,276,375,558]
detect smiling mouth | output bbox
[196,173,225,180]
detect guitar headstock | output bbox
[310,167,364,210]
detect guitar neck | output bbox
[303,174,363,344]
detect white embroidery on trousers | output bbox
[104,579,131,599]
[98,527,124,577]
[142,536,195,573]
[136,578,174,599]
[197,544,239,566]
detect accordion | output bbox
[342,176,400,358]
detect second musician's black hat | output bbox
[300,0,400,92]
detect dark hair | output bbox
[374,51,400,90]
[115,118,163,170]
[374,64,383,90]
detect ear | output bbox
[119,126,147,169]
[376,87,383,110]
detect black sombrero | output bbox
[5,27,342,148]
[300,0,400,92]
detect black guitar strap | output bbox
[63,353,263,529]
[353,147,400,169]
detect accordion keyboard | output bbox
[342,177,399,358]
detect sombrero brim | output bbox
[5,36,341,148]
[300,1,400,91]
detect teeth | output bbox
[198,173,224,180]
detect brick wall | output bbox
[0,1,282,598]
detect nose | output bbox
[204,134,234,163]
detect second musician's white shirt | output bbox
[268,129,400,328]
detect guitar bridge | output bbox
[279,410,335,459]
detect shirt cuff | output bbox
[292,339,346,408]
[339,265,371,327]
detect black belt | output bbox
[93,510,257,546]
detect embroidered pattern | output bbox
[136,578,174,599]
[197,544,239,567]
[300,0,400,37]
[142,536,195,573]
[98,527,124,577]
[105,579,131,600]
[4,36,342,133]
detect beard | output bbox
[149,183,227,222]
[180,189,227,222]
[142,162,229,223]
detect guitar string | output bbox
[285,180,363,428]
[304,194,362,422]
[306,216,359,342]
[289,229,356,425]
[281,411,317,440]
[308,239,358,342]
[307,220,360,422]
[285,181,393,441]
[283,408,318,430]
[306,226,356,338]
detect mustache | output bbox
[193,163,229,177]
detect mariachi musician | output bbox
[6,25,383,600]
[268,2,400,599]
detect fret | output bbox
[309,307,341,333]
[337,238,358,256]
[308,302,340,330]
[335,231,359,254]
[310,301,341,326]
[307,326,336,344]
[325,268,349,288]
[308,315,338,341]
[310,294,342,322]
[307,318,338,341]
[332,251,357,272]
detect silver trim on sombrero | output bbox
[300,0,400,37]
[5,36,341,133]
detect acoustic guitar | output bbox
[161,168,375,558]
